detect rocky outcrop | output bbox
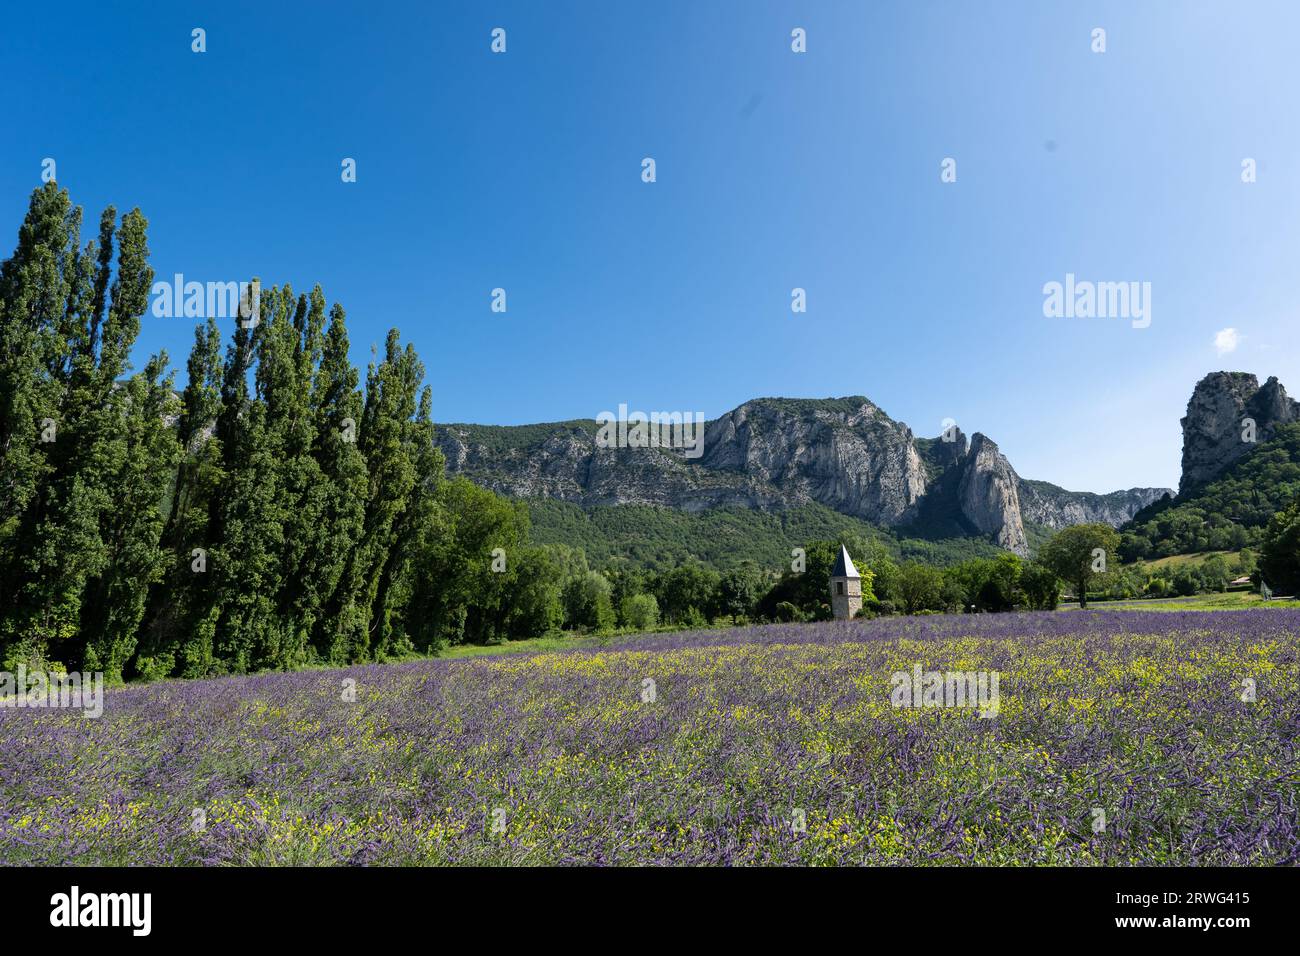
[697,398,927,525]
[957,434,1028,553]
[436,395,1170,554]
[1180,372,1300,493]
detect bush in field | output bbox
[1200,554,1231,592]
[619,593,659,631]
[1145,576,1170,598]
[774,601,804,623]
[1171,566,1202,597]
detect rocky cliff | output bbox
[696,398,928,525]
[1180,372,1300,492]
[957,433,1029,553]
[437,396,1170,555]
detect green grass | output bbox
[436,621,740,659]
[1068,591,1300,611]
[438,633,596,658]
[1141,550,1240,571]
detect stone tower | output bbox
[830,545,862,620]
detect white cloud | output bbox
[1214,327,1240,356]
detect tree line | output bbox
[0,184,586,679]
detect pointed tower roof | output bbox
[831,545,860,578]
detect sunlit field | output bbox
[2,610,1297,866]
[1066,592,1300,612]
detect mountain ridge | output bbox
[436,395,1171,555]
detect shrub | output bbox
[619,593,660,631]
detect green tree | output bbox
[304,304,369,662]
[1199,554,1231,592]
[504,546,564,639]
[1259,495,1300,594]
[566,570,615,632]
[856,538,900,606]
[897,561,945,614]
[410,476,527,647]
[1232,548,1257,578]
[0,187,163,671]
[78,354,181,678]
[619,592,660,631]
[656,561,721,624]
[1019,561,1060,610]
[717,562,764,621]
[1038,524,1120,608]
[944,553,1022,612]
[1170,565,1203,597]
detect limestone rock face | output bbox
[435,395,1170,553]
[1017,481,1171,530]
[957,433,1028,554]
[1180,373,1300,492]
[697,398,928,525]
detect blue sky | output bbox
[4,0,1298,493]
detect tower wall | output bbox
[830,576,862,620]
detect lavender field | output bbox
[2,610,1298,866]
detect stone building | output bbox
[830,545,862,620]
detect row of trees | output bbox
[499,539,1063,632]
[519,515,1281,630]
[0,184,605,679]
[667,536,1069,622]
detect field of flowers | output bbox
[2,610,1297,865]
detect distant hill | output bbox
[436,395,1169,562]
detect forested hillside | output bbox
[525,499,1015,570]
[1120,422,1300,560]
